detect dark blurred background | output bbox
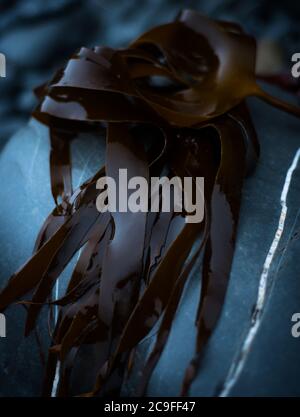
[0,0,299,149]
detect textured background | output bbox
[1,0,300,148]
[0,0,299,397]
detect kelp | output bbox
[0,10,300,397]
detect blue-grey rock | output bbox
[0,85,299,396]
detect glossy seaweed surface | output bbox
[0,10,300,397]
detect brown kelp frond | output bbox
[0,10,299,397]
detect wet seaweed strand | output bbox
[0,10,299,397]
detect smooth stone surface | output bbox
[0,85,299,396]
[0,120,105,396]
[127,91,300,397]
